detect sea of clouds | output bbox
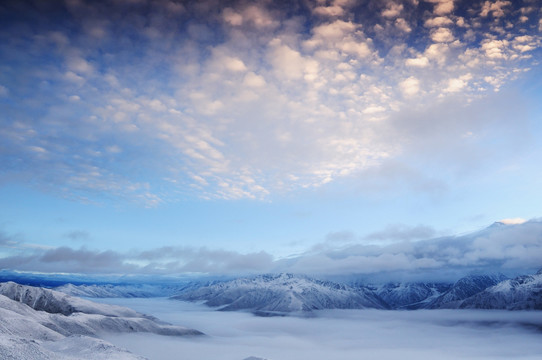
[98,298,542,360]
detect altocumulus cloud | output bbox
[0,0,540,204]
[1,220,541,278]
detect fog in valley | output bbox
[98,298,542,360]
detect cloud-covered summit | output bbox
[1,0,540,203]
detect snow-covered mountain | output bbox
[54,280,220,298]
[54,283,165,298]
[171,272,542,313]
[0,282,203,359]
[368,282,451,309]
[173,273,388,314]
[459,270,542,310]
[55,283,179,298]
[0,281,143,317]
[425,274,508,309]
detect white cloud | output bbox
[208,49,248,73]
[498,218,527,225]
[480,0,511,18]
[382,3,404,19]
[63,71,85,85]
[3,220,542,277]
[338,40,373,58]
[267,40,313,80]
[279,220,542,276]
[399,76,420,97]
[242,72,266,87]
[395,18,412,33]
[223,8,243,26]
[405,56,429,67]
[242,5,278,29]
[424,16,453,27]
[313,5,345,17]
[426,0,454,16]
[102,300,542,360]
[424,43,449,65]
[66,56,94,75]
[444,73,472,93]
[431,27,455,42]
[0,85,8,97]
[311,20,358,41]
[1,0,540,202]
[363,105,386,114]
[481,39,509,59]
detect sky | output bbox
[1,0,542,278]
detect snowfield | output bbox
[0,282,202,359]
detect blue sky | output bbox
[1,0,542,277]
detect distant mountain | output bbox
[459,270,542,310]
[54,282,200,298]
[173,273,388,314]
[0,282,203,359]
[369,282,451,309]
[172,271,540,312]
[425,274,509,309]
[359,274,509,310]
[54,280,221,299]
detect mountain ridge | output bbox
[173,273,389,314]
[0,282,203,359]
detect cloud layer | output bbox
[102,298,542,360]
[2,220,541,279]
[1,0,540,204]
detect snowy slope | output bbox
[0,282,202,336]
[173,273,388,313]
[0,334,146,360]
[369,282,451,309]
[0,281,143,317]
[55,283,177,298]
[426,274,508,309]
[54,281,217,298]
[0,282,203,359]
[459,270,542,310]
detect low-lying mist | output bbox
[98,298,542,360]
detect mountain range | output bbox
[173,271,542,313]
[49,270,542,314]
[172,273,389,315]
